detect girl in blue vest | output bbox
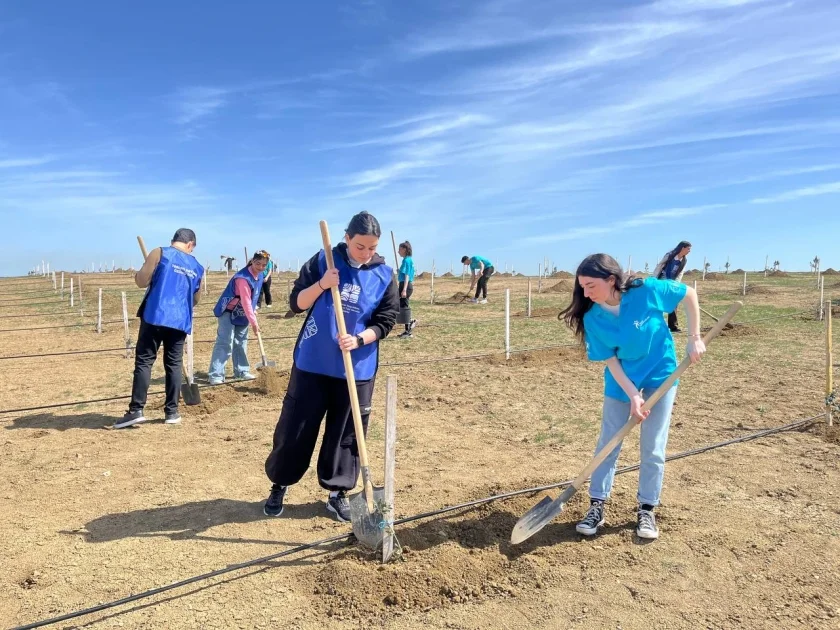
[653,240,692,332]
[115,228,205,428]
[560,254,705,540]
[207,251,268,384]
[397,240,417,338]
[263,212,399,522]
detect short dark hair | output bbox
[172,228,196,245]
[399,241,413,256]
[345,211,381,238]
[461,256,470,264]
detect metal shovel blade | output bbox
[258,357,277,370]
[349,486,389,551]
[510,485,576,545]
[180,381,201,406]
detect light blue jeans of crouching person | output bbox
[588,385,678,507]
[208,313,251,383]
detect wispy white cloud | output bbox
[750,181,840,204]
[0,155,56,169]
[172,86,230,125]
[319,114,492,150]
[683,163,840,192]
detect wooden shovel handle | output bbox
[569,301,743,492]
[137,236,149,260]
[256,330,269,360]
[319,221,375,504]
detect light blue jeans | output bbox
[589,385,678,507]
[208,314,251,381]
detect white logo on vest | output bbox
[339,282,361,304]
[302,316,318,342]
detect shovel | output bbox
[510,301,743,545]
[320,220,386,550]
[137,235,200,405]
[255,330,276,370]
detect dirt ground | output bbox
[1,271,839,629]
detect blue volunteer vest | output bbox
[140,247,204,334]
[294,249,392,380]
[213,266,264,326]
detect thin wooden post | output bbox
[203,264,209,296]
[52,271,56,291]
[627,255,632,273]
[41,260,45,276]
[743,271,747,296]
[78,278,84,315]
[703,256,707,281]
[505,288,511,360]
[528,279,532,317]
[97,288,103,333]
[70,278,74,308]
[390,231,399,276]
[694,280,697,292]
[122,291,131,356]
[61,272,65,299]
[826,300,833,427]
[430,259,435,304]
[244,247,249,264]
[382,375,398,563]
[764,255,768,277]
[538,264,542,293]
[186,333,195,382]
[819,276,824,321]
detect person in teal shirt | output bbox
[257,251,274,309]
[559,253,704,541]
[461,254,495,303]
[397,241,417,338]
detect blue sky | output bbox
[1,0,840,277]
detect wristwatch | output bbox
[355,334,365,348]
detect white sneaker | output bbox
[636,509,659,539]
[469,298,478,303]
[478,299,488,304]
[236,373,257,381]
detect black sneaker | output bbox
[636,509,659,539]
[408,318,417,331]
[263,484,287,517]
[669,327,682,333]
[114,410,146,429]
[397,331,412,339]
[575,500,605,536]
[326,491,351,522]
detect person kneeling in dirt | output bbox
[115,228,204,429]
[560,253,704,540]
[397,240,417,338]
[461,254,494,303]
[207,251,269,384]
[263,211,398,521]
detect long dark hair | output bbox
[399,241,413,256]
[346,211,381,238]
[559,254,642,343]
[668,240,691,258]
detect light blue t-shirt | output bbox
[398,256,415,283]
[582,277,687,402]
[469,255,493,271]
[263,259,274,278]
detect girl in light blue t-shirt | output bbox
[559,253,705,541]
[397,241,417,338]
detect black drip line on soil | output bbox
[9,413,822,630]
[0,343,577,414]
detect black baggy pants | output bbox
[264,365,375,491]
[258,276,273,307]
[399,280,413,331]
[129,320,186,415]
[475,266,494,299]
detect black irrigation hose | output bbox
[0,300,66,308]
[0,347,129,360]
[10,413,822,630]
[0,320,124,333]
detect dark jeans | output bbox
[475,266,494,299]
[129,320,186,415]
[265,365,375,491]
[258,276,272,307]
[668,311,679,331]
[399,280,413,330]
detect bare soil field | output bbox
[1,271,838,629]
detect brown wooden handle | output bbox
[319,220,375,509]
[137,236,149,260]
[570,301,743,491]
[390,231,399,276]
[256,330,268,359]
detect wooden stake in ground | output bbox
[78,278,84,316]
[244,247,249,264]
[52,271,56,292]
[122,291,131,357]
[430,259,435,304]
[382,375,398,563]
[826,300,833,427]
[203,265,209,296]
[390,231,399,276]
[538,264,542,294]
[528,279,532,318]
[70,278,74,308]
[97,288,103,333]
[703,256,707,281]
[743,271,747,296]
[819,276,825,321]
[61,272,64,299]
[505,288,511,360]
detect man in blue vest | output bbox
[115,228,204,429]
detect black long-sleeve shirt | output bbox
[290,243,399,340]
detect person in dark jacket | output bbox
[115,228,204,428]
[263,211,399,522]
[653,241,692,332]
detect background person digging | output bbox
[207,251,269,384]
[115,228,204,429]
[263,211,398,522]
[397,240,417,338]
[653,240,692,332]
[461,254,494,303]
[256,250,274,310]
